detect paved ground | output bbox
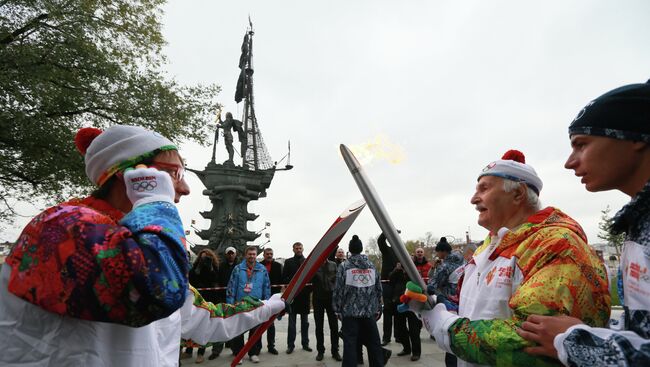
[182,308,625,367]
[180,314,447,367]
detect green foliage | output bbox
[597,206,625,256]
[0,0,221,226]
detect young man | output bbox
[227,246,271,363]
[260,247,283,355]
[0,125,284,366]
[517,80,650,366]
[282,242,312,353]
[409,150,611,366]
[427,237,464,309]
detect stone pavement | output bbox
[180,314,447,367]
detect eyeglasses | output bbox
[151,161,185,182]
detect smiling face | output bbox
[415,248,425,260]
[246,248,258,266]
[565,134,646,195]
[470,176,521,233]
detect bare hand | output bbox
[516,314,584,359]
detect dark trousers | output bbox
[314,298,339,354]
[185,342,223,356]
[381,283,394,342]
[287,312,310,349]
[341,317,383,367]
[266,322,275,349]
[232,326,261,357]
[395,311,422,356]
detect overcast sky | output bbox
[160,0,650,258]
[5,1,649,259]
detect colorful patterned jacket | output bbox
[0,196,284,366]
[555,180,650,366]
[5,196,189,326]
[429,207,611,366]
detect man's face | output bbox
[246,249,257,265]
[293,244,303,256]
[226,251,236,262]
[335,248,345,259]
[470,176,520,233]
[565,134,644,194]
[415,248,424,260]
[435,250,447,260]
[264,249,274,262]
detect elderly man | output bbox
[517,80,650,366]
[0,125,284,366]
[410,150,610,367]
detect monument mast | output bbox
[190,20,292,256]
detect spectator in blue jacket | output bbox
[227,246,271,363]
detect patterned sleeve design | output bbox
[447,208,610,366]
[557,325,650,366]
[6,197,189,327]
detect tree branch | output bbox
[0,13,49,45]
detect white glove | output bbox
[123,166,175,208]
[264,293,287,316]
[420,303,460,353]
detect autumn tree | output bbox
[597,205,625,256]
[0,0,220,225]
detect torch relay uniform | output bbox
[333,249,384,367]
[554,181,650,366]
[0,125,284,367]
[422,207,611,367]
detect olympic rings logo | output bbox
[352,274,371,284]
[132,180,157,192]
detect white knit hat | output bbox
[478,150,543,195]
[75,125,176,186]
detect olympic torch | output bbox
[340,144,434,310]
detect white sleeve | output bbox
[554,324,650,366]
[421,303,460,354]
[180,291,285,345]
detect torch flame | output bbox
[349,134,406,166]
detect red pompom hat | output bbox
[74,125,177,186]
[478,149,543,195]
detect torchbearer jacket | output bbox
[333,253,382,318]
[428,207,610,367]
[555,181,650,367]
[0,196,283,367]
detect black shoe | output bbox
[410,355,420,362]
[208,352,219,360]
[286,347,294,354]
[268,347,278,355]
[332,352,342,361]
[316,353,324,361]
[381,339,390,346]
[397,350,411,357]
[303,346,313,352]
[383,348,392,365]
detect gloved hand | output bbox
[397,281,434,314]
[398,281,458,353]
[123,165,175,208]
[265,293,288,317]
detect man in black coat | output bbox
[377,233,398,346]
[312,259,341,362]
[217,246,239,356]
[260,247,282,355]
[282,242,312,353]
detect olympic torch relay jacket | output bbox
[333,254,382,318]
[0,196,284,366]
[430,207,610,367]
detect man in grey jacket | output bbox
[333,235,385,367]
